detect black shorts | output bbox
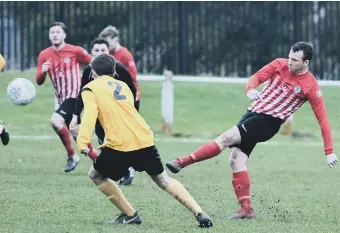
[232,110,284,156]
[93,145,164,181]
[55,98,80,127]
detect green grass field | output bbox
[1,70,340,233]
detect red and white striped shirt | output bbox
[110,46,140,100]
[36,44,92,104]
[246,58,333,154]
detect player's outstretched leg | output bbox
[166,141,221,173]
[151,170,213,228]
[88,166,141,225]
[228,148,255,220]
[51,113,79,172]
[166,126,241,173]
[0,120,10,145]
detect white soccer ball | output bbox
[7,78,36,106]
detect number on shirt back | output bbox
[107,81,126,100]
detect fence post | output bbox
[178,2,188,74]
[293,1,302,42]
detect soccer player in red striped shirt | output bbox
[166,42,338,219]
[35,22,98,172]
[98,26,140,185]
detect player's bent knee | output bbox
[229,148,248,172]
[215,126,242,149]
[150,170,172,190]
[88,166,106,185]
[51,113,65,130]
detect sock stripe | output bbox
[237,195,251,202]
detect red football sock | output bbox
[232,171,253,211]
[177,141,221,168]
[87,144,98,161]
[55,126,75,157]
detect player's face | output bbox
[49,26,66,46]
[288,50,308,73]
[104,36,119,51]
[91,44,109,58]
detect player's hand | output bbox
[42,61,51,73]
[81,147,90,157]
[246,89,262,101]
[69,115,78,131]
[326,153,338,168]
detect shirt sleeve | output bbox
[246,59,281,92]
[307,82,334,155]
[77,88,98,152]
[74,66,92,117]
[0,53,6,71]
[76,46,92,64]
[35,52,47,85]
[122,50,137,80]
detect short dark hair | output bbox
[91,54,116,76]
[91,38,109,49]
[98,25,119,39]
[291,41,313,62]
[49,22,67,33]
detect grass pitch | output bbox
[0,70,340,232]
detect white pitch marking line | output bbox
[10,135,322,147]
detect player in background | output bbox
[281,114,294,136]
[0,53,9,146]
[35,22,97,172]
[70,38,137,185]
[280,114,314,138]
[166,42,338,219]
[0,53,5,71]
[99,25,139,185]
[77,54,212,227]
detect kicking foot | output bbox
[166,160,182,174]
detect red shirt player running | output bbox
[35,22,98,172]
[98,26,140,110]
[166,42,338,219]
[98,26,139,185]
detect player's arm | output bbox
[73,65,92,117]
[77,88,98,152]
[123,50,137,80]
[307,82,334,155]
[246,59,282,92]
[116,62,137,101]
[35,53,48,85]
[0,53,6,71]
[76,46,92,64]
